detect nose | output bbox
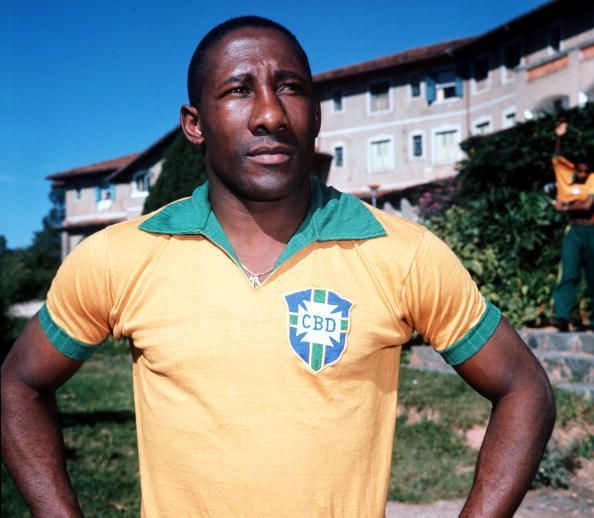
[248,87,288,136]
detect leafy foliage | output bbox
[421,103,594,326]
[0,188,63,358]
[457,103,594,197]
[143,134,207,214]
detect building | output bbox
[47,128,178,258]
[49,0,594,258]
[314,0,594,198]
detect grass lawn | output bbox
[2,342,592,515]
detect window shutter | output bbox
[95,186,101,202]
[455,76,464,97]
[110,183,116,201]
[425,76,436,104]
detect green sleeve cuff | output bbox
[439,301,502,366]
[39,304,107,361]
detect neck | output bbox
[207,174,311,272]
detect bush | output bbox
[421,103,594,326]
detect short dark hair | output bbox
[574,155,590,168]
[187,16,312,108]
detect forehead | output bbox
[205,27,307,77]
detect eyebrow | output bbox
[219,69,307,87]
[275,70,307,82]
[220,73,252,87]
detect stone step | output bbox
[534,351,594,384]
[518,330,594,354]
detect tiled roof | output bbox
[46,153,140,180]
[313,1,563,84]
[107,127,180,182]
[313,37,477,83]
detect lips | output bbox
[247,145,295,165]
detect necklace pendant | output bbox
[248,274,261,288]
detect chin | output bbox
[240,174,306,201]
[226,163,309,202]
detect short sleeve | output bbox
[41,230,113,360]
[400,231,501,365]
[552,155,592,203]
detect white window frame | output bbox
[131,170,152,198]
[433,68,462,104]
[502,106,517,129]
[472,116,493,136]
[431,125,462,165]
[367,134,395,174]
[548,21,564,55]
[408,130,425,161]
[332,89,345,113]
[366,79,393,115]
[408,74,423,100]
[332,142,346,169]
[471,54,491,95]
[501,39,524,84]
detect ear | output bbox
[180,104,205,145]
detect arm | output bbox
[1,314,84,517]
[554,120,566,155]
[455,318,555,517]
[553,196,594,212]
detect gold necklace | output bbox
[239,263,274,288]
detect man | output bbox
[551,121,594,331]
[2,17,555,517]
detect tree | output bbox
[1,187,64,359]
[143,134,207,214]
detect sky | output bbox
[1,0,546,248]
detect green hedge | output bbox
[422,103,594,327]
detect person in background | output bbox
[551,120,594,331]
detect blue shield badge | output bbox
[284,288,353,373]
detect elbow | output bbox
[534,369,556,439]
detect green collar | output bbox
[138,177,387,268]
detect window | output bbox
[473,56,490,93]
[502,108,516,129]
[410,76,421,98]
[473,118,492,135]
[433,128,459,164]
[132,170,152,197]
[426,70,463,103]
[75,186,82,200]
[368,137,394,173]
[333,145,344,168]
[368,81,391,112]
[411,133,423,159]
[503,41,522,82]
[332,90,344,112]
[95,184,115,210]
[548,23,563,53]
[535,96,569,116]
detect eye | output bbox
[227,86,250,95]
[280,82,303,94]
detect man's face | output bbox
[575,163,590,184]
[185,27,320,202]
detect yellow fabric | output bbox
[45,206,488,517]
[552,155,594,203]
